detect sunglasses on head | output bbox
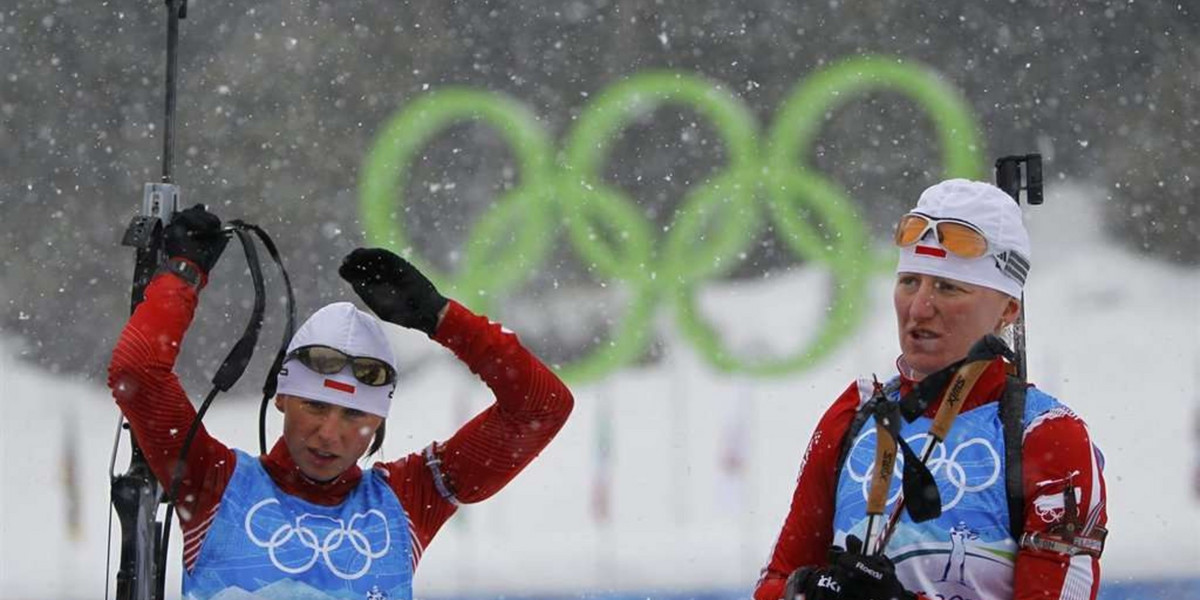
[286,345,396,387]
[893,212,989,259]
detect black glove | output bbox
[828,535,915,600]
[784,566,837,600]
[787,536,916,600]
[339,248,448,337]
[164,204,229,274]
[784,565,848,600]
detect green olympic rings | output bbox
[360,89,557,310]
[556,71,764,380]
[360,54,984,382]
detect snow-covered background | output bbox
[2,183,1197,599]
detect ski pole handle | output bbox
[864,415,898,554]
[867,418,898,515]
[928,357,990,441]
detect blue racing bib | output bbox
[832,380,1063,600]
[183,449,414,600]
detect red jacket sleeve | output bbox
[107,270,236,568]
[1013,411,1107,600]
[754,381,863,600]
[381,300,574,562]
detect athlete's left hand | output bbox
[339,247,448,337]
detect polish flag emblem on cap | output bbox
[895,179,1033,300]
[915,245,948,258]
[275,302,395,417]
[324,379,356,394]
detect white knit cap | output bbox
[275,302,396,417]
[895,179,1032,299]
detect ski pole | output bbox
[862,379,899,556]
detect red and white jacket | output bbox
[755,360,1107,600]
[109,270,574,573]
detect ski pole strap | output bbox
[233,223,297,455]
[1001,375,1027,543]
[210,226,265,392]
[236,223,297,400]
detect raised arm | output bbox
[426,300,574,501]
[107,205,235,570]
[380,301,573,562]
[341,248,573,562]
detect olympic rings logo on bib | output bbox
[360,55,985,381]
[244,498,392,580]
[846,429,1001,512]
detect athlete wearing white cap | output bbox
[756,179,1108,600]
[891,178,1029,379]
[109,206,574,600]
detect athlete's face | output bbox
[894,273,1019,380]
[275,394,383,482]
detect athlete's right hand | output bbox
[164,204,229,274]
[786,536,916,600]
[783,565,838,600]
[783,566,818,599]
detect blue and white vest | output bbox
[183,450,414,600]
[832,379,1065,600]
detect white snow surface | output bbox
[2,183,1199,599]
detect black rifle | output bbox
[109,5,297,597]
[110,1,188,599]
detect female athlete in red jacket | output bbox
[109,206,573,599]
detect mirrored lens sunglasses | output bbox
[893,212,989,259]
[286,345,396,387]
